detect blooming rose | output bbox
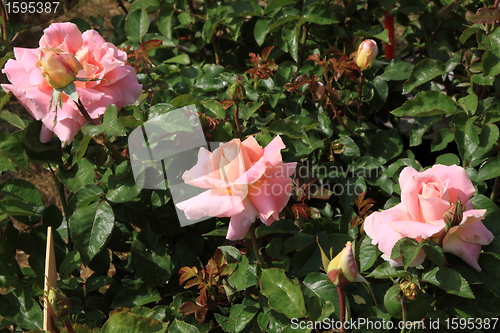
[2,22,142,143]
[364,164,494,271]
[355,39,378,70]
[176,135,296,240]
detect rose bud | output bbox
[47,288,72,320]
[327,241,358,287]
[36,47,83,88]
[355,39,378,70]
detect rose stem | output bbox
[234,103,242,137]
[48,164,72,250]
[384,9,395,59]
[337,286,346,333]
[400,298,407,333]
[357,72,364,124]
[249,223,264,266]
[76,99,98,125]
[0,1,9,46]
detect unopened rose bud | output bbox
[37,47,83,89]
[327,241,358,287]
[356,39,378,70]
[442,198,463,229]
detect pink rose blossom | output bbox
[364,164,493,271]
[176,135,296,240]
[2,22,142,143]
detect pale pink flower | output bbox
[2,22,142,143]
[364,164,493,271]
[176,135,296,240]
[355,39,378,70]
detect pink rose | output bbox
[176,135,296,240]
[2,22,142,143]
[364,164,494,271]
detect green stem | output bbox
[0,1,9,46]
[357,73,364,124]
[250,223,264,266]
[337,286,346,333]
[400,298,407,333]
[234,103,242,138]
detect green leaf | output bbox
[477,155,500,180]
[380,59,414,81]
[101,312,167,333]
[165,54,190,65]
[460,26,481,43]
[403,59,445,94]
[70,200,115,264]
[59,158,96,192]
[168,319,200,333]
[129,0,160,13]
[260,268,307,319]
[371,129,403,161]
[0,110,26,129]
[125,9,149,42]
[422,240,445,267]
[409,116,439,147]
[303,272,338,306]
[0,286,42,330]
[431,127,454,152]
[482,27,500,77]
[454,114,480,166]
[201,100,225,119]
[359,236,377,272]
[214,304,258,333]
[158,8,174,40]
[391,91,457,117]
[422,266,474,298]
[254,18,268,45]
[132,224,172,287]
[282,22,299,62]
[390,237,423,270]
[301,3,339,25]
[81,105,126,136]
[240,101,264,121]
[457,94,478,114]
[264,0,296,14]
[0,131,29,171]
[435,153,460,166]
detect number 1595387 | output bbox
[5,2,60,14]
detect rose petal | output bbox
[176,188,245,220]
[443,234,483,271]
[40,22,83,54]
[364,208,409,256]
[248,176,293,225]
[226,198,259,240]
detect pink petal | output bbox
[363,208,408,256]
[460,209,487,225]
[40,22,83,54]
[425,164,476,203]
[248,176,293,225]
[390,220,445,239]
[263,135,286,168]
[241,136,264,163]
[443,234,483,271]
[450,221,493,246]
[39,123,53,143]
[226,198,259,240]
[418,194,452,222]
[176,188,245,220]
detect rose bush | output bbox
[2,22,142,143]
[176,135,296,240]
[364,164,494,271]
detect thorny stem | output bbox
[337,286,346,333]
[250,223,264,266]
[357,72,364,124]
